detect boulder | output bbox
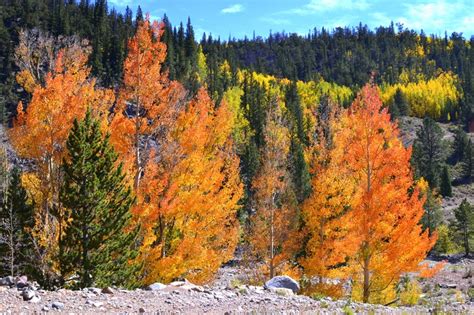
[52,301,65,310]
[16,275,28,289]
[264,275,300,293]
[102,286,114,294]
[0,276,14,286]
[29,295,41,303]
[145,282,167,291]
[21,289,36,301]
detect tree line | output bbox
[0,1,472,305]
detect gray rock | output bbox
[29,295,41,303]
[86,299,104,307]
[88,287,102,294]
[21,289,36,301]
[145,282,167,291]
[16,276,28,289]
[102,286,114,294]
[52,301,65,310]
[0,276,14,286]
[138,307,146,313]
[440,283,457,289]
[264,275,300,293]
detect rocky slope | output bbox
[0,258,472,314]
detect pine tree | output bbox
[462,139,473,180]
[0,167,34,277]
[418,179,442,237]
[440,165,452,197]
[60,110,138,288]
[412,117,445,188]
[452,199,473,256]
[393,88,409,116]
[451,126,468,164]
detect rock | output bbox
[268,287,294,296]
[86,299,104,307]
[29,295,41,303]
[0,276,14,286]
[16,276,28,289]
[52,301,65,310]
[42,306,50,311]
[264,275,300,293]
[138,307,146,313]
[21,289,36,301]
[145,282,167,291]
[88,287,102,294]
[102,286,114,294]
[440,283,457,289]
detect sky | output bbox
[107,0,474,39]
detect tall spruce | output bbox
[440,165,452,197]
[0,167,34,277]
[451,126,469,164]
[412,117,445,188]
[452,199,473,256]
[60,110,138,288]
[462,139,473,180]
[393,88,409,116]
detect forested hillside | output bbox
[0,0,473,309]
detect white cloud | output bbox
[221,4,244,14]
[396,0,472,34]
[283,0,370,15]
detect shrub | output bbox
[399,279,422,306]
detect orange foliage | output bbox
[331,83,437,303]
[137,88,243,284]
[418,260,447,278]
[110,16,185,190]
[9,49,113,279]
[248,102,299,280]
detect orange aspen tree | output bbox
[110,16,185,191]
[301,152,356,291]
[138,88,242,284]
[334,83,436,303]
[9,50,113,283]
[249,101,299,280]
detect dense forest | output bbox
[0,0,473,306]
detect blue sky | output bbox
[108,0,474,39]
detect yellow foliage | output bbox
[399,279,421,306]
[380,72,461,119]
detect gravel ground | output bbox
[0,259,473,314]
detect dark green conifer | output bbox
[60,110,138,288]
[439,165,452,197]
[452,199,473,256]
[0,167,34,277]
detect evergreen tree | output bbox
[412,117,445,188]
[289,137,311,203]
[451,199,473,256]
[285,82,306,144]
[462,139,473,180]
[393,88,409,116]
[451,126,469,164]
[0,167,34,277]
[440,165,452,197]
[60,110,138,288]
[420,186,442,237]
[388,98,400,121]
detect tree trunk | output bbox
[363,252,370,303]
